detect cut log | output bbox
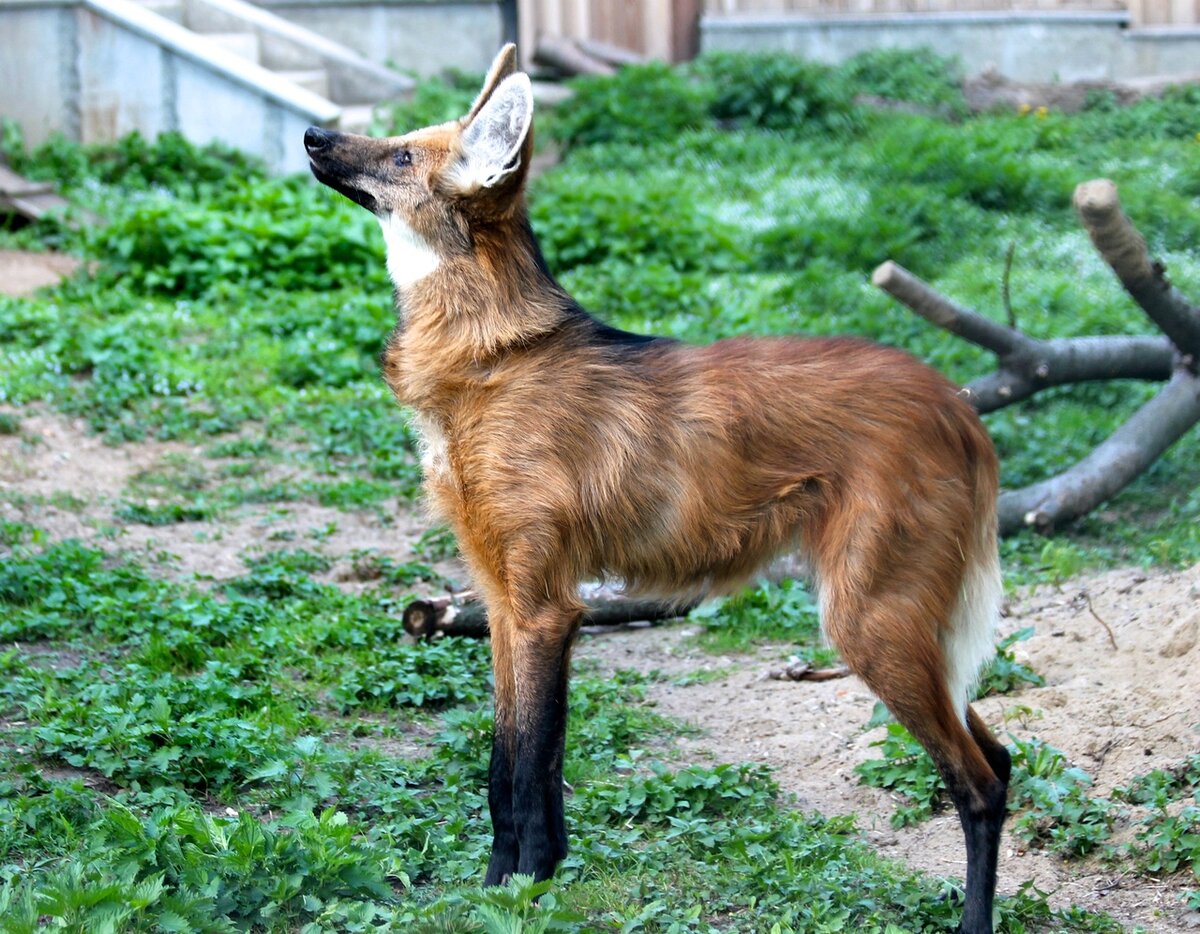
[403,592,697,639]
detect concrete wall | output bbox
[0,4,80,143]
[257,0,503,75]
[0,0,339,173]
[701,12,1200,83]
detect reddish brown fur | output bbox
[305,46,1007,932]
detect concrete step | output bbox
[275,68,329,99]
[131,0,183,24]
[336,103,377,134]
[202,30,260,64]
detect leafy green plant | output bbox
[546,63,711,153]
[694,52,861,136]
[330,637,492,711]
[838,47,967,118]
[1006,737,1116,857]
[687,579,820,652]
[976,627,1045,697]
[855,722,947,827]
[414,525,459,562]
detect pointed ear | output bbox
[465,43,519,123]
[451,72,533,194]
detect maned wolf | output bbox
[305,45,1008,934]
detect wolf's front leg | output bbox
[484,602,578,885]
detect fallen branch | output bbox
[575,38,645,69]
[1075,179,1200,365]
[871,261,1174,413]
[997,368,1200,534]
[534,36,615,78]
[1073,590,1119,651]
[767,659,852,682]
[874,178,1200,533]
[403,592,697,640]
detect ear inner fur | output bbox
[451,74,533,195]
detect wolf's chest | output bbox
[411,412,452,481]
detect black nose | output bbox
[304,126,335,154]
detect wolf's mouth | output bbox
[308,159,379,214]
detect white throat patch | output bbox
[378,212,440,289]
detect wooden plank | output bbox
[0,165,54,199]
[643,0,674,59]
[672,0,702,59]
[3,193,72,221]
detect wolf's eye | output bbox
[394,150,413,168]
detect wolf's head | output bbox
[305,44,533,288]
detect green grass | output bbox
[1,49,1199,929]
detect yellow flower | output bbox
[1018,103,1032,115]
[1035,105,1049,119]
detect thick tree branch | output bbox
[871,261,1175,413]
[1074,180,1200,364]
[873,261,1023,357]
[998,369,1200,533]
[965,334,1174,412]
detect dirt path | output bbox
[0,250,80,297]
[0,411,466,586]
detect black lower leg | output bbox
[945,769,1007,934]
[512,641,572,881]
[484,719,518,886]
[544,638,573,862]
[968,709,1012,786]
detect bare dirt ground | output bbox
[3,408,1199,931]
[0,410,465,587]
[0,250,81,298]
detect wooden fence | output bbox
[703,0,1198,24]
[518,0,1200,61]
[517,0,701,61]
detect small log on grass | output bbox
[873,178,1200,534]
[404,593,698,640]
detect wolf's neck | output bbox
[402,212,569,357]
[384,211,570,409]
